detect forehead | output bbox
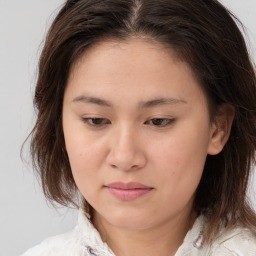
[70,38,182,77]
[65,38,206,106]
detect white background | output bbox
[0,1,255,255]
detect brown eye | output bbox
[82,118,110,126]
[146,118,175,127]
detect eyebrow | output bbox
[139,98,187,108]
[72,96,112,107]
[72,95,187,108]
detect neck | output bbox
[93,210,197,256]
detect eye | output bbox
[82,118,110,127]
[145,118,175,127]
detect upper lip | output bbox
[105,182,152,189]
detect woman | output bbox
[22,0,256,255]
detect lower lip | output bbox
[107,187,152,201]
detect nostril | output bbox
[106,140,146,171]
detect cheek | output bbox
[65,140,105,201]
[66,141,103,176]
[149,121,210,191]
[63,122,106,185]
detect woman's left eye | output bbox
[145,118,175,127]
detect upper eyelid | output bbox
[81,117,174,120]
[145,117,175,121]
[145,118,175,123]
[81,117,175,125]
[82,117,111,125]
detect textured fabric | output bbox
[21,208,256,256]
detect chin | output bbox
[101,210,156,230]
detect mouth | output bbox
[104,182,153,201]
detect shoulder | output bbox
[210,225,256,256]
[20,208,115,256]
[20,226,85,256]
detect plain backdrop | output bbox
[0,1,255,256]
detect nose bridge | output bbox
[117,122,136,150]
[107,122,146,171]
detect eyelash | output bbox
[82,117,175,128]
[144,118,175,127]
[82,118,110,127]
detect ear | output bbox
[207,104,235,155]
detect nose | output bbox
[106,125,146,171]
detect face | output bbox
[62,38,217,230]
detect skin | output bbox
[62,38,233,256]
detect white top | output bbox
[21,208,256,256]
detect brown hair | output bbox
[29,0,256,241]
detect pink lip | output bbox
[105,182,153,201]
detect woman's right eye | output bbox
[82,118,110,127]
